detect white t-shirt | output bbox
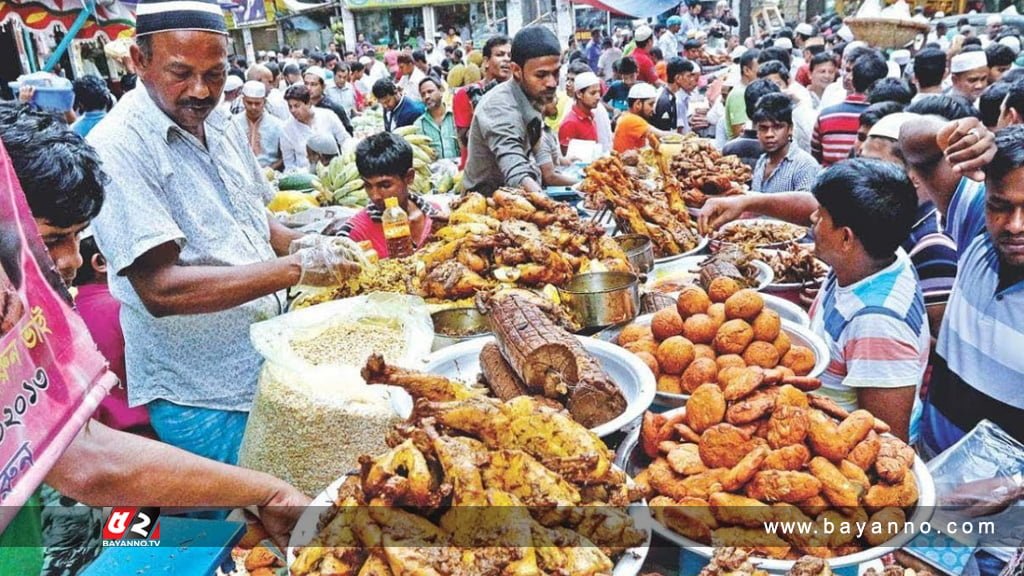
[280,107,349,171]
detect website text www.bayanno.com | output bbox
[766,518,997,540]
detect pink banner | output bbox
[0,139,117,531]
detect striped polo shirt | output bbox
[922,233,1024,455]
[901,202,958,307]
[811,94,868,167]
[946,177,987,253]
[808,250,929,437]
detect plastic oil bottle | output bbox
[382,196,414,258]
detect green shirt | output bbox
[0,492,44,574]
[725,84,748,135]
[415,110,460,160]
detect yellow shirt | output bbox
[545,90,571,131]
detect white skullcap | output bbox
[1000,35,1022,54]
[935,11,945,18]
[628,82,658,99]
[891,49,911,65]
[730,45,748,60]
[224,75,244,92]
[304,66,328,81]
[359,56,373,65]
[987,14,1003,26]
[1002,5,1019,15]
[573,72,600,92]
[868,112,919,140]
[837,25,854,42]
[306,132,340,155]
[242,80,266,98]
[774,37,794,50]
[887,61,902,78]
[951,50,989,73]
[846,40,867,53]
[634,25,654,42]
[795,23,814,36]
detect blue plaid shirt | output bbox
[751,144,820,193]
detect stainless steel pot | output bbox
[558,272,641,330]
[615,234,655,274]
[430,308,491,352]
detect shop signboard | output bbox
[225,0,278,28]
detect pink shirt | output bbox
[345,206,436,259]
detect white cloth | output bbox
[594,103,613,153]
[819,81,848,109]
[657,30,680,58]
[280,108,349,171]
[427,49,445,68]
[266,88,290,120]
[398,67,427,101]
[793,102,816,154]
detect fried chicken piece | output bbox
[531,522,615,576]
[667,443,709,476]
[651,495,717,544]
[726,391,777,425]
[722,445,770,491]
[710,527,791,559]
[744,470,822,503]
[762,445,811,472]
[808,456,863,509]
[875,436,916,484]
[847,430,881,471]
[482,449,581,508]
[766,405,809,449]
[865,473,919,510]
[421,260,495,299]
[687,383,728,434]
[699,423,757,469]
[356,553,393,576]
[789,555,832,576]
[362,354,482,402]
[709,492,778,528]
[359,439,447,509]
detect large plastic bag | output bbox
[239,293,434,495]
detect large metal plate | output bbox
[390,335,656,438]
[646,256,774,293]
[593,315,828,408]
[651,235,710,265]
[613,406,937,573]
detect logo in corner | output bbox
[102,507,161,547]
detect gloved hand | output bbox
[290,235,367,287]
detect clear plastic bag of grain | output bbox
[241,293,434,496]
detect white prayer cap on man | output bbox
[868,112,918,140]
[987,14,1003,26]
[774,37,793,50]
[628,82,658,99]
[837,24,854,41]
[242,80,266,98]
[891,49,911,66]
[224,75,244,92]
[634,25,654,42]
[795,23,814,36]
[886,61,902,78]
[1000,35,1022,54]
[307,132,340,156]
[359,56,373,66]
[304,65,327,81]
[573,72,600,92]
[950,50,989,73]
[935,11,945,18]
[845,40,867,53]
[730,45,748,60]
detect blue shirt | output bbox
[751,145,820,193]
[946,177,987,254]
[385,96,426,132]
[603,81,631,112]
[71,110,106,137]
[586,40,602,73]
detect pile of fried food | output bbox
[648,246,764,295]
[692,49,733,67]
[712,220,807,249]
[668,135,751,208]
[579,153,702,257]
[696,547,843,576]
[617,286,818,395]
[291,359,648,576]
[634,361,920,559]
[759,245,829,286]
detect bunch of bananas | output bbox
[395,125,438,195]
[317,152,369,208]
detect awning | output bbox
[573,0,681,19]
[0,0,135,41]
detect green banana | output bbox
[394,125,421,136]
[335,178,365,195]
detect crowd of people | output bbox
[4,0,1024,573]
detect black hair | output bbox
[418,75,441,93]
[0,102,105,228]
[349,61,365,73]
[851,50,888,93]
[649,47,664,62]
[757,60,790,84]
[809,52,835,72]
[397,53,413,66]
[683,39,703,51]
[335,62,350,73]
[744,78,782,112]
[1002,68,1024,84]
[812,158,918,259]
[986,43,1016,68]
[738,48,761,70]
[325,53,338,63]
[615,56,638,75]
[913,48,947,89]
[567,60,592,77]
[805,44,826,57]
[666,57,696,82]
[602,38,612,48]
[777,27,794,40]
[568,50,587,64]
[843,45,871,66]
[859,101,905,128]
[372,78,399,99]
[74,235,102,286]
[987,125,1024,185]
[266,61,281,79]
[284,84,311,103]
[310,53,324,65]
[963,37,983,48]
[1003,78,1024,118]
[751,92,794,126]
[936,22,948,31]
[979,82,1012,128]
[412,50,427,64]
[758,46,792,69]
[355,131,413,180]
[511,26,561,67]
[73,75,109,113]
[956,17,970,27]
[868,78,913,105]
[905,94,981,120]
[283,62,301,76]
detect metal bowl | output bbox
[613,406,936,573]
[558,271,641,330]
[652,235,710,265]
[616,234,656,274]
[710,219,808,253]
[430,308,491,352]
[646,256,775,294]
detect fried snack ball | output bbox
[683,314,718,344]
[707,303,727,331]
[775,384,809,408]
[666,443,708,475]
[634,351,660,377]
[624,338,659,356]
[863,507,907,547]
[714,319,755,355]
[693,344,717,361]
[751,309,782,342]
[678,285,713,318]
[742,341,781,369]
[724,289,765,321]
[847,430,881,471]
[772,330,792,358]
[781,345,816,376]
[681,357,719,394]
[722,366,766,401]
[745,470,823,503]
[699,423,756,469]
[658,374,684,394]
[687,383,727,433]
[716,354,747,372]
[708,276,743,303]
[657,336,696,375]
[652,307,685,341]
[618,323,654,346]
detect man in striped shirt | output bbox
[811,50,888,166]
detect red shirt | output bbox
[344,205,436,259]
[632,47,659,85]
[558,103,599,147]
[452,81,483,168]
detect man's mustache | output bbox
[178,97,216,108]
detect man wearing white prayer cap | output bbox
[559,71,605,151]
[794,23,815,47]
[862,112,918,166]
[233,80,284,169]
[999,35,1022,55]
[221,74,244,115]
[949,50,990,102]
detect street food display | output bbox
[648,247,770,295]
[668,135,751,208]
[712,220,807,250]
[760,245,830,287]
